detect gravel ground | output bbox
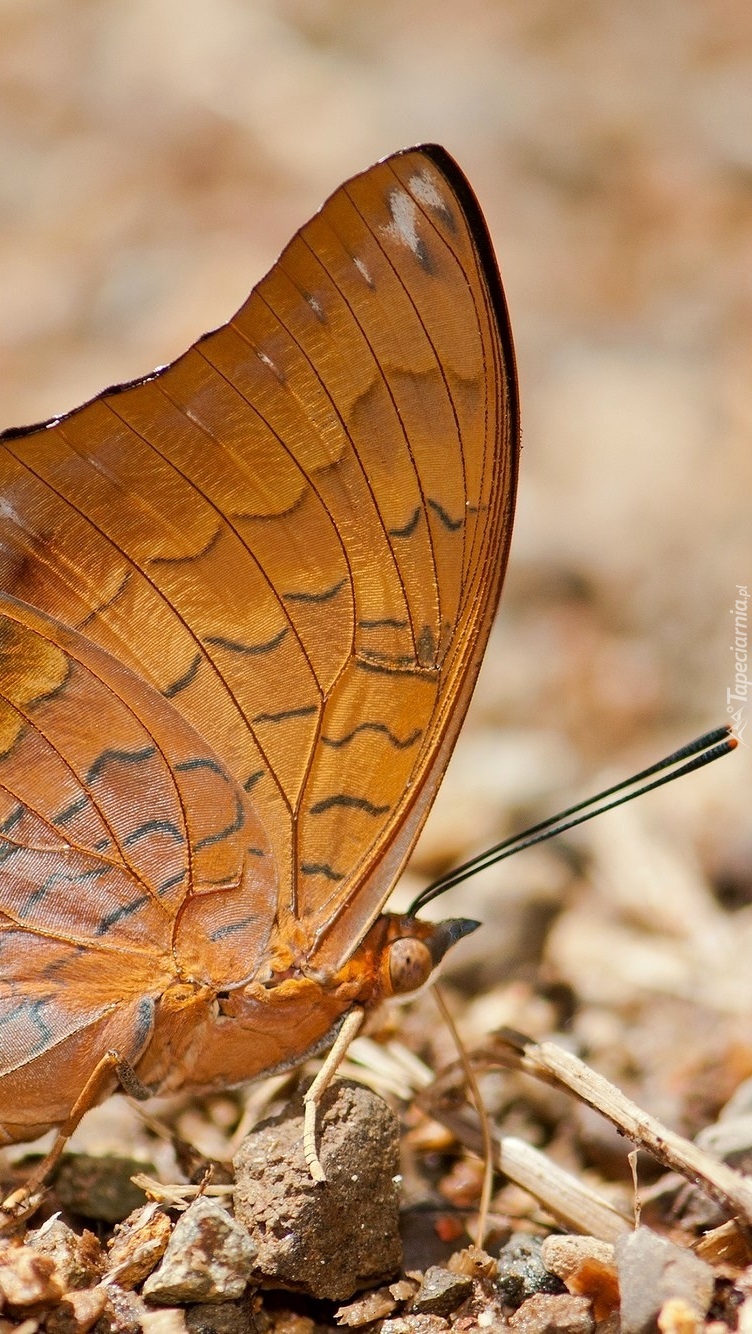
[1,4,751,1330]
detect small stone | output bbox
[657,1296,703,1334]
[54,1154,153,1222]
[336,1285,398,1325]
[45,1286,109,1334]
[141,1312,191,1334]
[142,1197,256,1305]
[107,1203,173,1289]
[26,1218,105,1291]
[497,1235,565,1309]
[540,1235,615,1281]
[101,1285,155,1334]
[412,1266,474,1316]
[540,1235,619,1321]
[616,1228,715,1334]
[508,1292,594,1334]
[0,1241,64,1307]
[233,1081,401,1301]
[390,1279,419,1302]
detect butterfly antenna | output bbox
[409,725,737,915]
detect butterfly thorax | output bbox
[136,913,476,1098]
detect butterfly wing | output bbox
[0,145,518,982]
[0,595,277,1116]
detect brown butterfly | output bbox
[0,144,518,1198]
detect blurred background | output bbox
[1,0,751,1155]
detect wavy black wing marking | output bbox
[0,146,518,982]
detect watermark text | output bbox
[727,583,749,744]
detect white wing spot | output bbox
[383,189,421,258]
[353,256,373,286]
[258,351,277,372]
[0,496,21,526]
[306,293,324,320]
[409,171,444,211]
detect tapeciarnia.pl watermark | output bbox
[728,583,749,745]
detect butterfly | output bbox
[0,144,518,1195]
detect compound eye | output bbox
[387,938,434,995]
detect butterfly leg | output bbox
[0,1049,150,1223]
[303,1007,365,1183]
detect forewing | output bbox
[0,145,518,975]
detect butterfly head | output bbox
[377,914,480,1000]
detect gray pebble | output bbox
[142,1197,256,1305]
[615,1226,714,1334]
[412,1266,474,1316]
[233,1080,401,1301]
